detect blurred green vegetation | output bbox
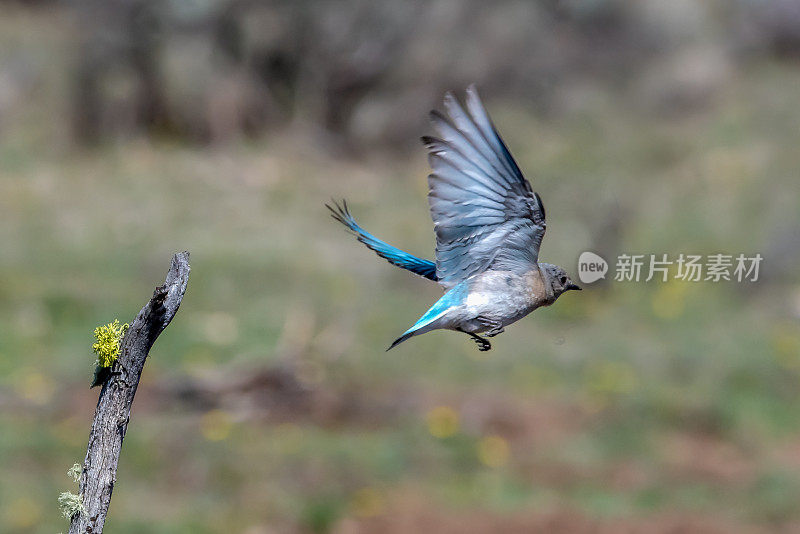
[2,4,800,534]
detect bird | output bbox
[327,85,581,351]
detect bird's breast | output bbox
[464,291,493,309]
[463,270,545,320]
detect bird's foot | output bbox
[476,315,504,338]
[468,333,492,351]
[485,327,504,338]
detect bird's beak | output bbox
[566,283,582,291]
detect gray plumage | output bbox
[425,88,546,287]
[329,85,580,351]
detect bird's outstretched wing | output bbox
[424,85,546,287]
[327,200,439,281]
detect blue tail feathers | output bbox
[386,281,469,350]
[327,200,438,281]
[387,331,415,351]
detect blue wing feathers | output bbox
[327,200,438,281]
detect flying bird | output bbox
[328,86,580,351]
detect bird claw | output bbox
[476,315,504,338]
[467,333,492,351]
[485,327,504,338]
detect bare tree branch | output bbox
[69,251,190,534]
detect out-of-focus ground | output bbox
[1,1,800,533]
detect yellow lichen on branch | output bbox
[92,320,129,368]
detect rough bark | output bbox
[68,252,190,534]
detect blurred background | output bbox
[1,0,800,532]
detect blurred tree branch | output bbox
[68,252,190,534]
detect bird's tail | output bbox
[387,331,417,351]
[326,199,438,281]
[387,320,440,351]
[386,282,466,351]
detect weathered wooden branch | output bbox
[69,252,190,534]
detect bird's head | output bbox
[540,263,581,300]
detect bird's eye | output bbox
[560,276,567,285]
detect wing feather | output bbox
[441,94,519,188]
[464,86,526,183]
[425,86,546,287]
